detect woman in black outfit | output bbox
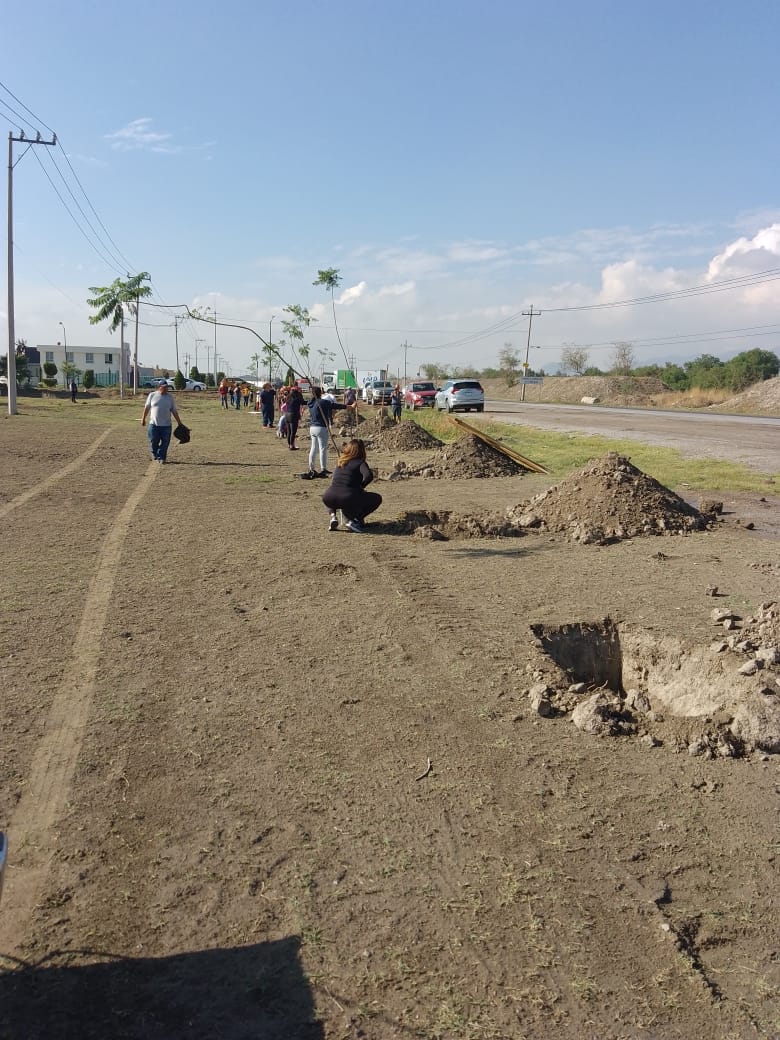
[321,439,382,533]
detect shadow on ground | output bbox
[0,936,322,1040]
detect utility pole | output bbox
[212,310,218,386]
[174,315,180,374]
[195,337,205,375]
[7,130,57,416]
[183,352,191,375]
[521,306,542,402]
[401,340,411,385]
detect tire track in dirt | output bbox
[0,461,159,953]
[0,427,114,520]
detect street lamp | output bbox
[58,322,68,388]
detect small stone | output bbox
[640,733,660,747]
[737,660,760,676]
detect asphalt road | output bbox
[486,401,780,475]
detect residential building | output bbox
[39,341,131,386]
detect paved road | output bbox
[486,401,780,475]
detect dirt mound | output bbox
[400,434,528,479]
[507,451,708,543]
[718,374,780,416]
[378,508,523,540]
[364,413,443,451]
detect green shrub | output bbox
[83,369,95,389]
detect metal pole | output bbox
[133,296,139,395]
[59,322,67,387]
[119,311,125,398]
[6,133,17,415]
[213,310,217,385]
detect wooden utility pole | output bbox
[521,306,541,402]
[7,130,57,416]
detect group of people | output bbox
[218,380,253,409]
[141,380,381,531]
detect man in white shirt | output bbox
[141,383,183,463]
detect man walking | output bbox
[141,382,183,463]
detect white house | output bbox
[38,341,131,386]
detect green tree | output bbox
[281,304,315,379]
[62,361,81,385]
[313,267,350,370]
[684,354,724,389]
[173,370,186,390]
[87,272,152,397]
[420,363,449,383]
[1,341,30,386]
[42,360,58,387]
[83,369,95,390]
[723,348,779,391]
[661,362,689,391]
[216,371,226,384]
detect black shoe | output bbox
[318,469,331,478]
[300,471,316,480]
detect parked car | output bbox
[435,379,485,413]
[184,379,206,391]
[403,381,437,410]
[367,379,394,405]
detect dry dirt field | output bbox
[1,393,779,1040]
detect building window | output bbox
[85,352,94,364]
[45,351,54,362]
[66,351,74,363]
[104,353,113,364]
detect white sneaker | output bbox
[346,519,365,533]
[329,513,339,531]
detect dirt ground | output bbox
[1,395,779,1040]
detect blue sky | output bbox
[3,0,780,380]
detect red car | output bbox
[403,380,437,410]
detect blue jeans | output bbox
[148,423,172,461]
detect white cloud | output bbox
[104,119,213,156]
[105,118,178,153]
[337,282,366,306]
[446,242,507,263]
[707,223,780,280]
[377,281,415,297]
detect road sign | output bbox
[520,376,543,385]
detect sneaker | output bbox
[329,513,339,532]
[346,519,365,533]
[301,471,316,480]
[318,469,331,478]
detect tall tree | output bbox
[560,345,590,376]
[280,304,316,380]
[87,272,152,397]
[610,342,636,376]
[498,344,521,387]
[313,268,350,370]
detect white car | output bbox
[184,379,206,391]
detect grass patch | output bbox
[407,409,778,492]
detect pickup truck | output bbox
[367,380,394,405]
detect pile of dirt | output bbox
[507,451,708,543]
[380,508,523,540]
[399,434,528,479]
[371,420,443,452]
[718,374,780,416]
